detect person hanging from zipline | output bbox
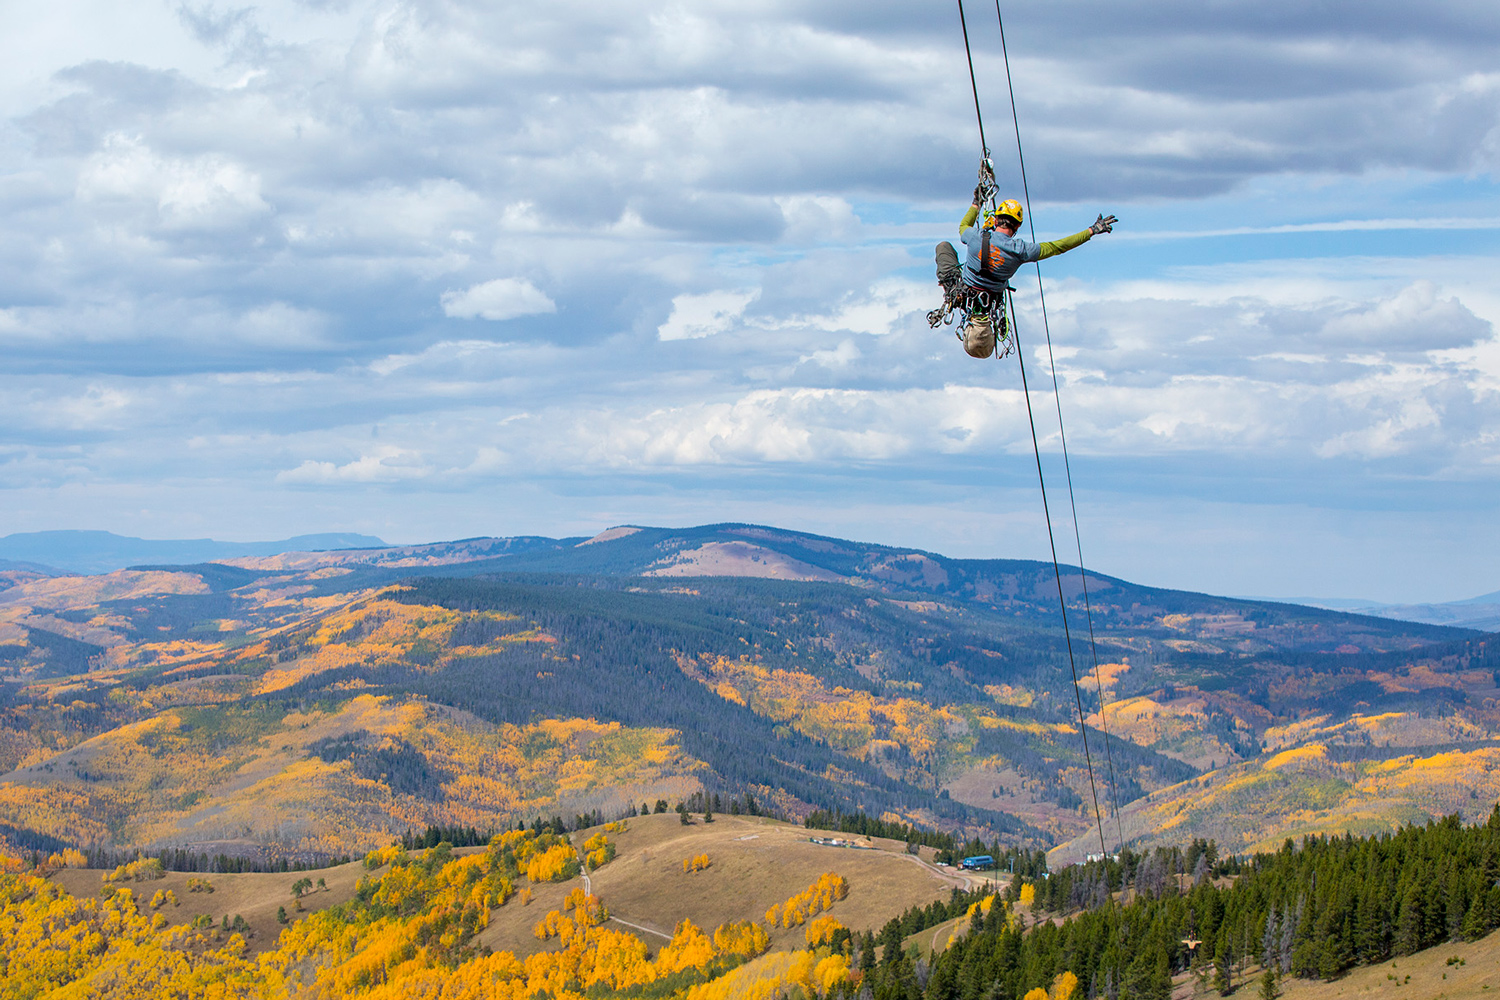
[930,169,1116,359]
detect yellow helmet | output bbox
[987,199,1024,227]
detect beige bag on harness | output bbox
[963,313,995,359]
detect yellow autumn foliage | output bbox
[102,856,165,883]
[584,832,616,870]
[712,920,770,959]
[0,870,275,998]
[1052,970,1081,1000]
[692,655,1069,787]
[250,599,534,694]
[767,873,848,929]
[40,848,88,872]
[0,690,697,858]
[1026,970,1081,1000]
[681,948,853,1000]
[526,843,580,883]
[804,914,844,947]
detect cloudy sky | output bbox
[2,0,1498,603]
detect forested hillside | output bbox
[0,523,1495,862]
[864,808,1500,1000]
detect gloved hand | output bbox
[1089,213,1117,235]
[973,184,986,205]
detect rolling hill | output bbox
[9,811,968,998]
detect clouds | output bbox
[76,133,269,231]
[5,272,1483,481]
[658,290,758,341]
[1320,280,1489,350]
[442,278,555,321]
[7,1,1497,357]
[0,0,1498,600]
[278,445,431,484]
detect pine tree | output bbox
[1395,884,1422,956]
[1259,968,1278,1000]
[1462,898,1487,942]
[1212,936,1231,996]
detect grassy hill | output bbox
[579,813,965,947]
[52,856,370,956]
[1272,930,1500,1000]
[43,813,962,963]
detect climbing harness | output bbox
[955,0,1126,860]
[927,280,1015,360]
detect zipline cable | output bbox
[954,0,1110,863]
[955,0,1112,867]
[1006,286,1110,869]
[992,1,1127,856]
[956,0,990,162]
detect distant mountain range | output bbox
[7,529,1496,633]
[1262,592,1500,632]
[0,530,388,575]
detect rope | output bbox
[993,0,1126,856]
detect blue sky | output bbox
[1,0,1498,603]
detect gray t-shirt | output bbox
[961,225,1039,292]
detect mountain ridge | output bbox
[0,529,389,575]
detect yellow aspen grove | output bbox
[804,914,844,947]
[767,873,849,929]
[0,835,850,1000]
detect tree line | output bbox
[69,844,355,874]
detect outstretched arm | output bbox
[1037,214,1116,259]
[1037,229,1091,259]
